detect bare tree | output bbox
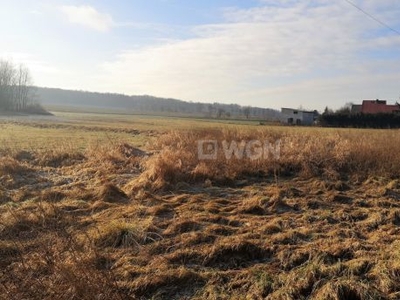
[0,59,33,111]
[14,64,32,111]
[0,60,16,110]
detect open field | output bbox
[1,112,400,299]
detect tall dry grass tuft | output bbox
[30,142,85,167]
[84,142,146,178]
[87,217,160,251]
[90,219,146,249]
[130,129,281,191]
[0,156,31,176]
[129,128,400,191]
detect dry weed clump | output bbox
[89,218,160,250]
[91,219,145,249]
[128,128,400,191]
[96,183,129,204]
[0,156,31,176]
[12,142,85,168]
[35,150,85,167]
[85,142,145,173]
[130,129,282,191]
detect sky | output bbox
[1,0,399,110]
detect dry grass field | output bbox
[1,112,400,299]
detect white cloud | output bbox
[83,1,400,109]
[60,5,114,32]
[29,10,42,16]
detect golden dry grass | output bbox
[1,115,400,299]
[131,128,400,192]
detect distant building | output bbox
[352,99,400,114]
[281,108,319,125]
[350,104,362,114]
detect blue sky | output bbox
[1,0,400,110]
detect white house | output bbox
[281,108,319,125]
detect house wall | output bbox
[281,108,302,124]
[351,105,362,113]
[302,112,315,125]
[361,101,399,114]
[281,108,316,125]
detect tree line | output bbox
[37,87,282,121]
[0,59,34,111]
[320,104,400,128]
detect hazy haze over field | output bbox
[1,0,399,110]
